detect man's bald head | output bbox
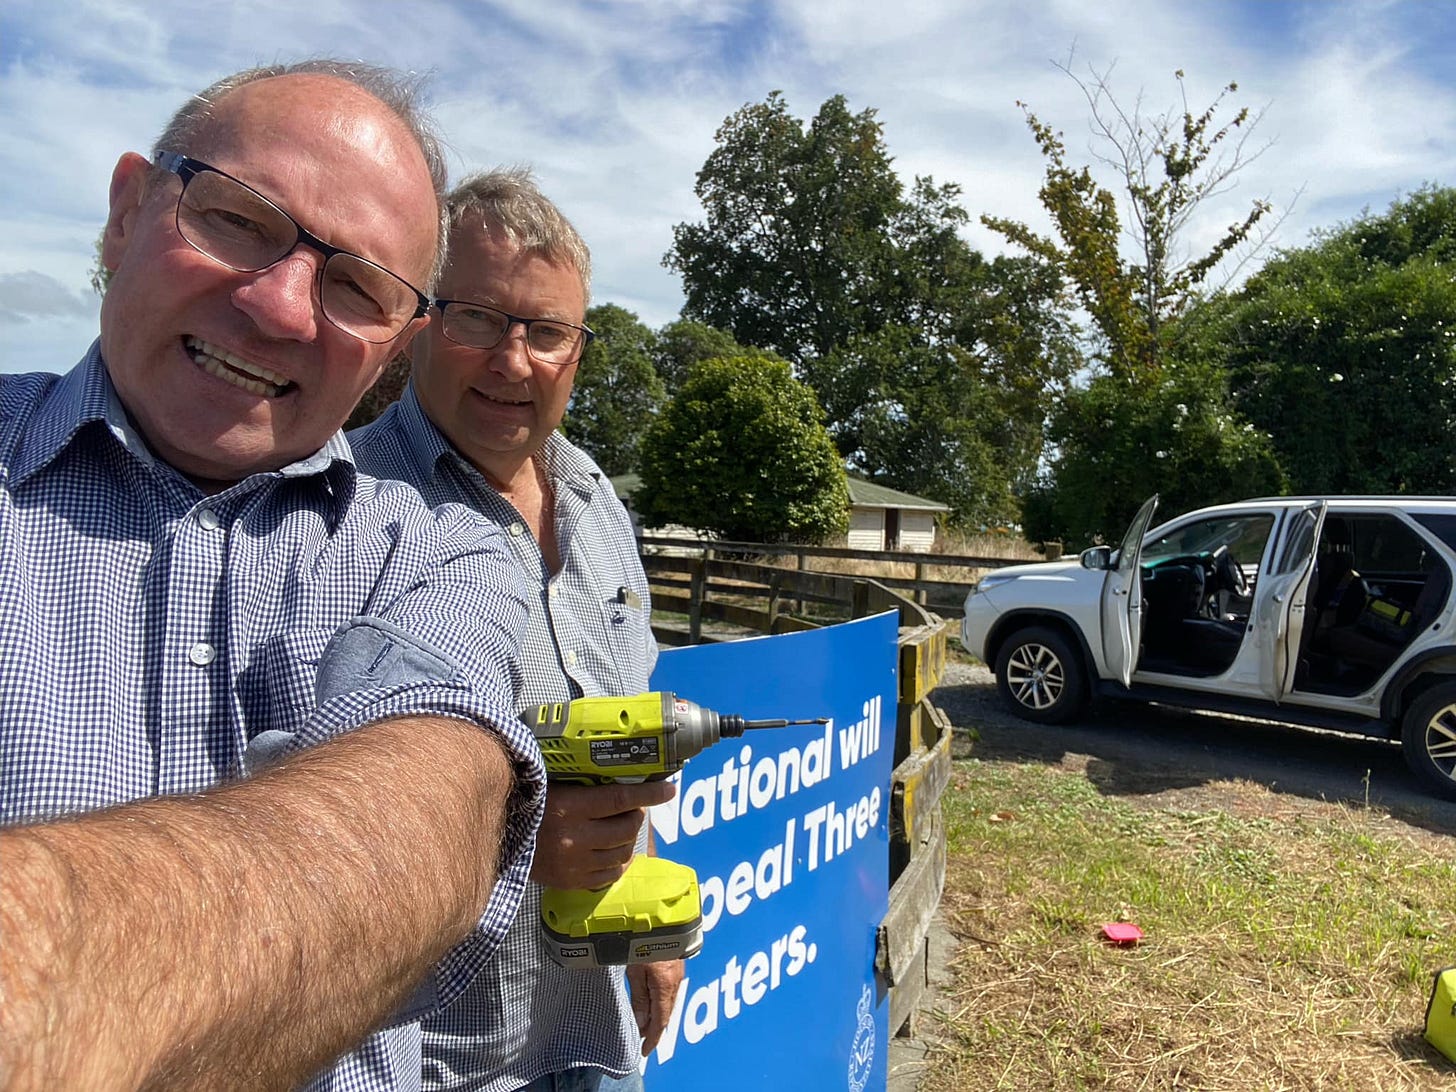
[152,59,450,289]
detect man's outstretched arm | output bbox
[0,714,521,1092]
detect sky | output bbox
[2,0,1453,375]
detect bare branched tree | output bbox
[985,57,1293,376]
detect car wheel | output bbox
[1400,681,1456,801]
[994,625,1088,724]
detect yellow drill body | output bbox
[520,692,824,968]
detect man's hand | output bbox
[529,782,675,890]
[627,959,686,1056]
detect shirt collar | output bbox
[13,341,357,522]
[12,342,117,486]
[394,381,459,482]
[282,434,358,528]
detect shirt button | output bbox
[197,508,221,530]
[565,650,578,667]
[548,584,558,598]
[509,522,525,536]
[188,642,217,666]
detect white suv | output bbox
[960,496,1456,801]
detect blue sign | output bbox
[644,612,898,1091]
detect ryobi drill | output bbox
[520,692,826,969]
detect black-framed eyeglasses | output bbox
[153,151,429,344]
[433,299,595,366]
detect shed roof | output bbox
[847,477,950,512]
[610,473,949,513]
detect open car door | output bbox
[1255,501,1326,701]
[1100,495,1159,688]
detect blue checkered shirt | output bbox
[352,385,658,1091]
[0,346,548,1092]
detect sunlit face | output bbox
[411,223,586,488]
[98,74,437,487]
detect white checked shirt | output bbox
[351,385,658,1091]
[0,346,547,1092]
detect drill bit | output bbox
[721,715,830,734]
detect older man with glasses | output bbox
[0,63,545,1092]
[352,168,683,1092]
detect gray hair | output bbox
[446,167,592,305]
[152,59,450,289]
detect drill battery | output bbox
[540,856,704,968]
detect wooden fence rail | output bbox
[639,533,1035,569]
[639,535,1045,622]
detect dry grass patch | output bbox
[937,528,1050,564]
[751,530,1043,586]
[925,760,1456,1091]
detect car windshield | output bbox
[1140,514,1275,566]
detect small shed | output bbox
[846,478,949,553]
[611,473,950,553]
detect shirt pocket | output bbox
[604,588,655,691]
[236,626,337,738]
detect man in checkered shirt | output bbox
[0,63,546,1091]
[351,169,684,1092]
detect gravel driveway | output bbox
[930,660,1456,840]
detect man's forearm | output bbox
[0,715,518,1091]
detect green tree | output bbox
[847,331,1017,527]
[635,354,849,543]
[664,91,973,360]
[950,254,1082,487]
[1021,359,1286,548]
[667,92,1078,524]
[983,64,1287,544]
[1194,185,1456,494]
[90,230,111,295]
[563,304,666,476]
[652,318,744,390]
[983,65,1274,377]
[804,254,1078,520]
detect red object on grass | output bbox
[1100,922,1144,944]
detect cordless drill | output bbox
[520,692,827,968]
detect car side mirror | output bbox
[1080,545,1113,571]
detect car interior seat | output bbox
[1299,518,1381,691]
[1142,563,1204,650]
[1309,520,1367,628]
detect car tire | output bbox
[994,625,1088,724]
[1400,681,1456,801]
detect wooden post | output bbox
[914,560,928,605]
[851,579,869,620]
[688,550,709,644]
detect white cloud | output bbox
[1,0,1452,371]
[0,271,97,323]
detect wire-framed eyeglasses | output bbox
[434,299,594,366]
[153,151,429,344]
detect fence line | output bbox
[639,537,1036,626]
[638,533,1042,571]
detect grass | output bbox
[923,760,1456,1090]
